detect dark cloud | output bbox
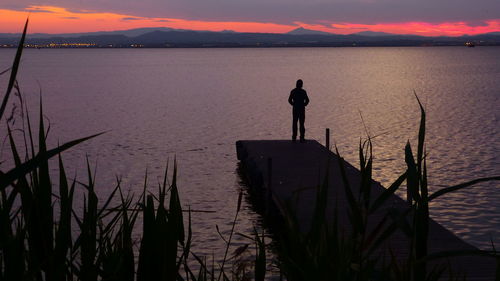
[6,0,500,25]
[2,3,32,11]
[64,8,104,14]
[62,16,79,19]
[122,17,142,21]
[26,7,57,13]
[466,20,489,27]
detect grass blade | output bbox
[405,141,421,203]
[369,171,407,213]
[414,91,425,178]
[0,132,104,190]
[0,18,28,121]
[429,176,500,202]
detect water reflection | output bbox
[0,47,498,251]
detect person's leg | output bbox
[299,110,305,141]
[292,109,298,141]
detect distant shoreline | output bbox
[1,28,499,49]
[1,43,499,49]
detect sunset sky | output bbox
[1,1,499,36]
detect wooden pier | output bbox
[236,139,496,280]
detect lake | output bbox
[0,47,499,256]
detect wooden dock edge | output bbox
[235,140,497,280]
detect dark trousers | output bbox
[292,107,305,140]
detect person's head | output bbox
[296,79,303,89]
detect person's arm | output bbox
[304,91,309,106]
[288,91,294,106]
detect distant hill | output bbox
[287,27,333,36]
[0,33,18,38]
[1,27,499,47]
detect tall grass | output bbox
[274,94,500,281]
[0,20,268,281]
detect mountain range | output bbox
[1,27,499,47]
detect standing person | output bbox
[288,79,309,142]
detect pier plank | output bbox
[236,140,496,280]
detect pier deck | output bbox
[236,139,496,280]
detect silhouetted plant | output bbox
[271,94,500,281]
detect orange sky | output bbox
[1,6,499,36]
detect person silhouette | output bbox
[288,79,309,142]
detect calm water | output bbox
[0,47,499,255]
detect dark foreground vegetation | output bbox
[1,20,499,281]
